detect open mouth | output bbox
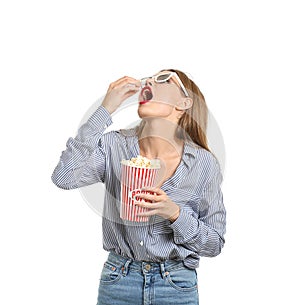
[140,86,153,104]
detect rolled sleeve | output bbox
[170,209,198,244]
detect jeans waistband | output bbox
[107,252,186,276]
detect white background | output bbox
[1,0,299,304]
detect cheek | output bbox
[155,91,174,103]
[154,85,181,104]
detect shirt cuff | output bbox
[169,209,197,244]
[88,105,113,130]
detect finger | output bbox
[119,86,140,101]
[122,90,139,101]
[134,201,159,209]
[110,76,140,89]
[137,209,158,217]
[134,192,160,202]
[141,187,165,195]
[120,83,140,94]
[110,76,131,87]
[109,80,140,98]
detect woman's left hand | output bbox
[134,187,180,222]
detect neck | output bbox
[138,118,183,158]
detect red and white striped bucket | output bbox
[120,163,160,222]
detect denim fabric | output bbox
[96,252,199,305]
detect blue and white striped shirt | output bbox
[51,106,226,269]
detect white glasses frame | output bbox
[141,72,189,97]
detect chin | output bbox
[138,107,173,121]
[137,106,149,118]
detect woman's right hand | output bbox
[101,76,141,114]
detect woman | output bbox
[52,69,226,305]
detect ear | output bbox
[175,97,193,110]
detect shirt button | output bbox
[139,241,144,246]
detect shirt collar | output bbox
[181,141,197,169]
[123,129,198,169]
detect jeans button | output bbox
[145,264,151,271]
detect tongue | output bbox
[145,90,153,100]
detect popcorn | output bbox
[128,155,151,167]
[121,155,160,169]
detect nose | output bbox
[141,77,153,88]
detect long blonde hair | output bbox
[171,69,210,152]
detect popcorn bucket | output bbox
[120,162,160,222]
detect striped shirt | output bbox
[51,106,226,269]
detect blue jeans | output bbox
[96,252,199,305]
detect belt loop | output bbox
[122,258,132,276]
[160,262,166,279]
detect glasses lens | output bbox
[155,73,172,82]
